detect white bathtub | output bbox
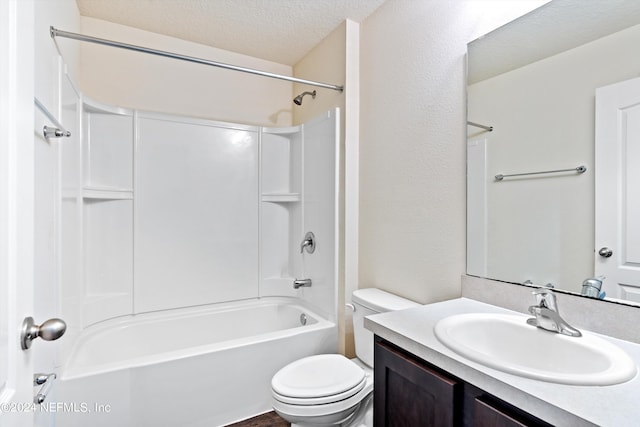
[56,297,337,427]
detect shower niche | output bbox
[260,126,304,294]
[60,70,339,330]
[81,100,134,326]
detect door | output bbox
[595,76,640,302]
[1,0,36,425]
[2,2,64,426]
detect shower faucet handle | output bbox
[300,231,316,254]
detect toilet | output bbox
[271,288,419,426]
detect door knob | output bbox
[598,247,613,258]
[21,317,67,350]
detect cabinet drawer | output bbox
[472,396,553,427]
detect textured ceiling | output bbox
[75,0,386,65]
[468,0,640,84]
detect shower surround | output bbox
[56,70,340,425]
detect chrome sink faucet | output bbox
[526,289,582,337]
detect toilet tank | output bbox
[351,288,419,367]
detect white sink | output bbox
[434,313,637,386]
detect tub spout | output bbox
[293,278,312,289]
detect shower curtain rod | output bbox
[50,26,345,92]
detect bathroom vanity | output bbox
[365,298,640,426]
[374,338,551,426]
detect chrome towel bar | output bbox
[495,165,586,181]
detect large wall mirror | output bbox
[466,0,640,305]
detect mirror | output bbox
[466,0,640,303]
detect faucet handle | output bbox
[300,231,316,254]
[531,288,557,310]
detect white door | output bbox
[595,76,640,302]
[2,2,63,426]
[1,0,36,425]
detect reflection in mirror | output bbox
[466,0,640,304]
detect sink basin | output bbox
[434,313,637,385]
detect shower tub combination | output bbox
[54,60,340,426]
[57,297,336,427]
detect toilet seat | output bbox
[272,367,374,423]
[272,376,366,405]
[271,354,365,403]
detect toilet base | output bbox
[287,393,372,427]
[343,392,373,427]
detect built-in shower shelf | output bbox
[83,186,133,200]
[262,125,302,135]
[261,193,301,202]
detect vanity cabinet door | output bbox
[374,339,462,427]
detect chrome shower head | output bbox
[293,90,316,105]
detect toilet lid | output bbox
[272,354,365,399]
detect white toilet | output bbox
[271,288,419,427]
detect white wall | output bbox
[77,17,294,126]
[292,23,346,126]
[358,0,549,304]
[469,24,640,291]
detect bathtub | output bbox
[56,297,337,427]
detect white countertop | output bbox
[364,297,640,427]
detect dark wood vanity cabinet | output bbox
[374,338,553,427]
[374,337,460,426]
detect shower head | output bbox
[293,90,316,106]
